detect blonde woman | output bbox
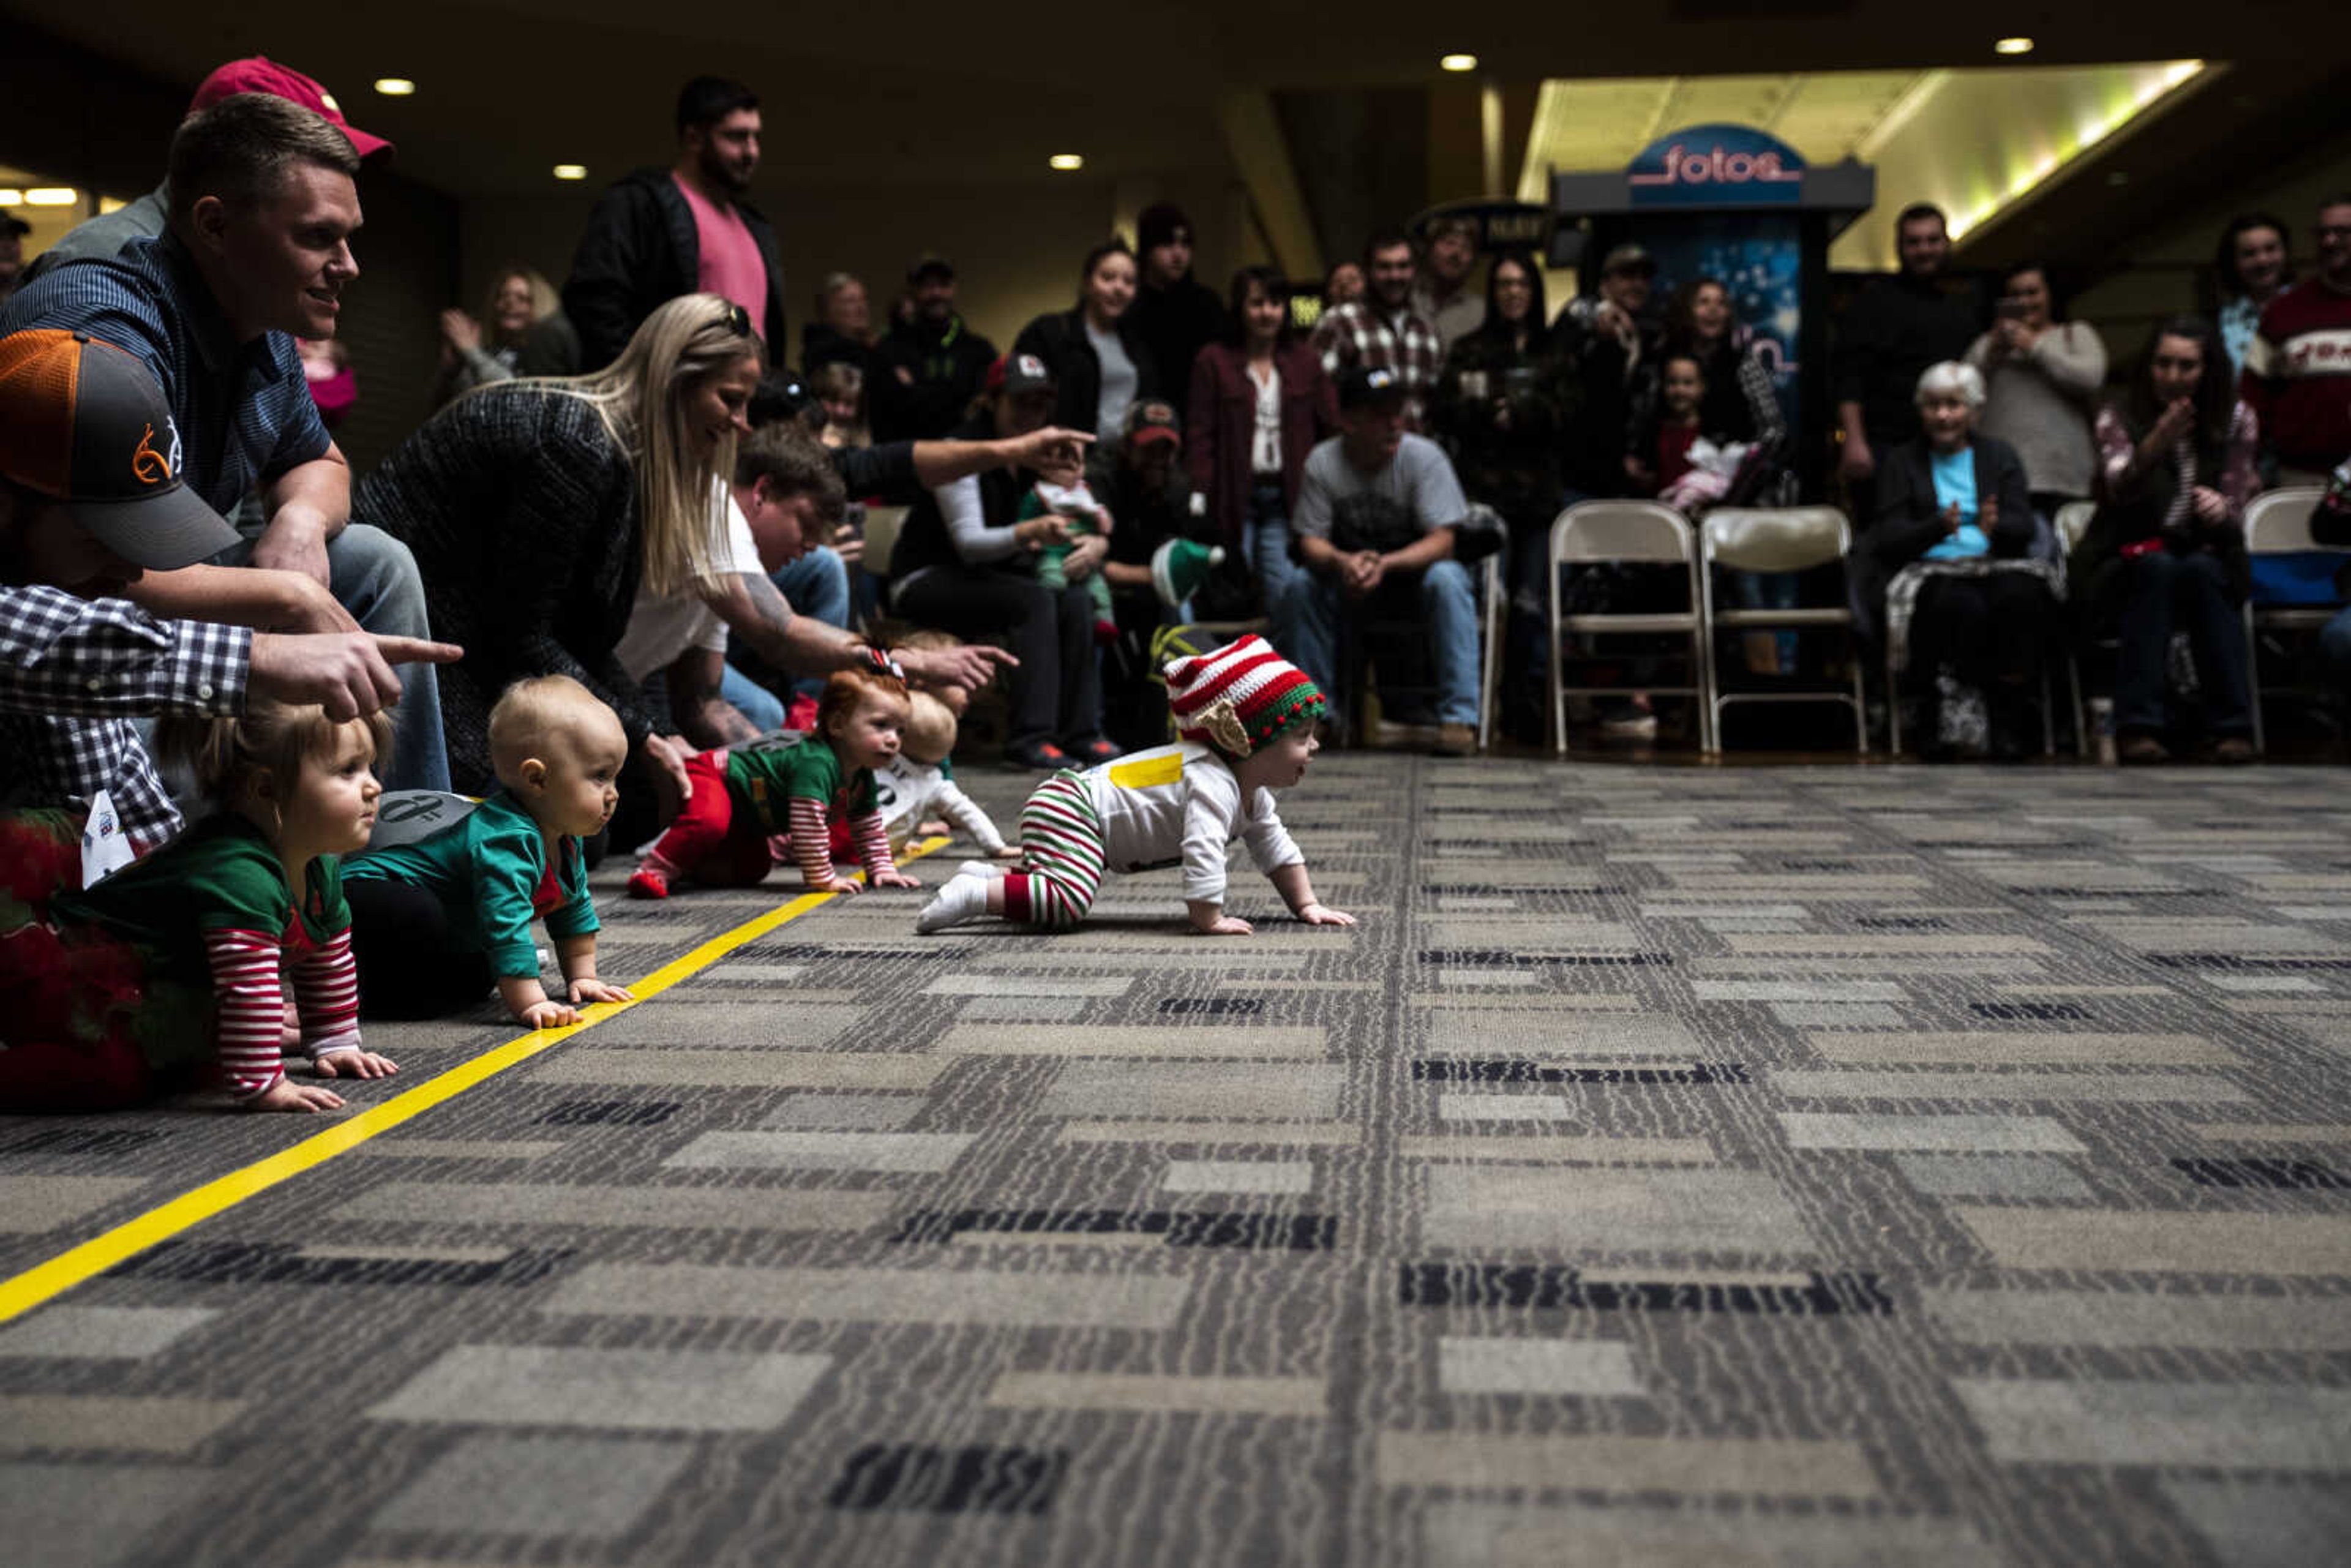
[358,293,763,795]
[433,264,579,405]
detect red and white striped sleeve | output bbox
[287,926,363,1060]
[847,810,898,879]
[787,796,839,885]
[201,927,290,1098]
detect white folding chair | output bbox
[1698,507,1865,754]
[1547,501,1709,755]
[1477,550,1504,752]
[2053,501,2098,758]
[2240,487,2346,755]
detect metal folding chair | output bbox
[1547,501,1709,755]
[2053,500,2098,758]
[1699,506,1865,754]
[2240,487,2346,754]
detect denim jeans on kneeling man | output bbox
[1272,557,1480,727]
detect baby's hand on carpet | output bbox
[519,999,580,1030]
[569,977,634,1007]
[992,846,1026,860]
[869,869,923,890]
[1295,903,1357,927]
[917,818,951,836]
[313,1047,400,1079]
[249,1077,344,1113]
[1194,915,1254,936]
[811,877,863,896]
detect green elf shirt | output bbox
[724,735,877,835]
[343,790,599,978]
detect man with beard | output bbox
[563,76,790,370]
[869,255,999,443]
[1310,228,1442,431]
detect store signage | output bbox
[1627,124,1806,206]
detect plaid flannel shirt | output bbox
[1308,301,1443,430]
[0,586,250,846]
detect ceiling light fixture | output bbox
[24,189,79,206]
[1049,154,1084,171]
[1440,53,1479,73]
[552,165,588,181]
[0,190,20,206]
[1994,37,2034,55]
[373,78,416,97]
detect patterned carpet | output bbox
[2,757,2349,1567]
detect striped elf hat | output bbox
[1163,634,1326,756]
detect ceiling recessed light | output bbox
[1994,37,2034,55]
[373,78,416,97]
[552,165,588,181]
[24,188,79,206]
[1048,154,1084,171]
[1439,53,1479,73]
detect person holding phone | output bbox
[1965,263,2107,530]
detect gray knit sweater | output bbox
[1965,321,2108,501]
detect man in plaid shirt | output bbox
[1309,228,1442,431]
[1,331,458,850]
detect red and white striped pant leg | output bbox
[1003,772,1104,929]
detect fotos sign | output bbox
[1627,124,1807,207]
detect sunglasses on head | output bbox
[720,302,753,339]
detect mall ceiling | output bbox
[4,0,2338,197]
[3,0,2345,283]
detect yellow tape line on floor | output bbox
[0,838,950,1326]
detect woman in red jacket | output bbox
[1187,266,1339,613]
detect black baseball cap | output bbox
[1123,397,1180,447]
[0,329,241,568]
[986,353,1056,396]
[1337,364,1408,412]
[0,213,29,241]
[907,254,955,284]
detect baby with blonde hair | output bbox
[345,675,634,1029]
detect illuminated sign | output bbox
[1627,124,1806,207]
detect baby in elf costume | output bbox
[917,635,1354,936]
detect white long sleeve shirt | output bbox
[1077,743,1302,906]
[872,754,1007,854]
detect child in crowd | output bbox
[630,666,922,898]
[0,703,400,1113]
[1632,353,1709,505]
[917,635,1354,936]
[1018,475,1118,643]
[344,676,634,1029]
[839,691,1019,866]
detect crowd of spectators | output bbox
[4,57,2350,931]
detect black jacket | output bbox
[1854,435,2035,634]
[1831,275,1981,449]
[561,167,790,370]
[1013,307,1160,441]
[1128,276,1225,411]
[869,313,998,443]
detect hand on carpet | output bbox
[1192,914,1254,936]
[569,978,634,1007]
[1294,903,1357,927]
[248,1078,344,1113]
[869,869,923,890]
[313,1047,400,1079]
[519,999,580,1030]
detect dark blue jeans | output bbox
[2113,550,2251,737]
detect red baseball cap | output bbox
[0,330,242,569]
[190,57,394,162]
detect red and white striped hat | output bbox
[1163,634,1326,756]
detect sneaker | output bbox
[1433,722,1477,757]
[1598,710,1659,741]
[916,868,995,933]
[2213,735,2257,764]
[2118,734,2170,765]
[1068,736,1122,765]
[626,866,670,899]
[1006,740,1071,770]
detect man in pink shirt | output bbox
[563,76,790,369]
